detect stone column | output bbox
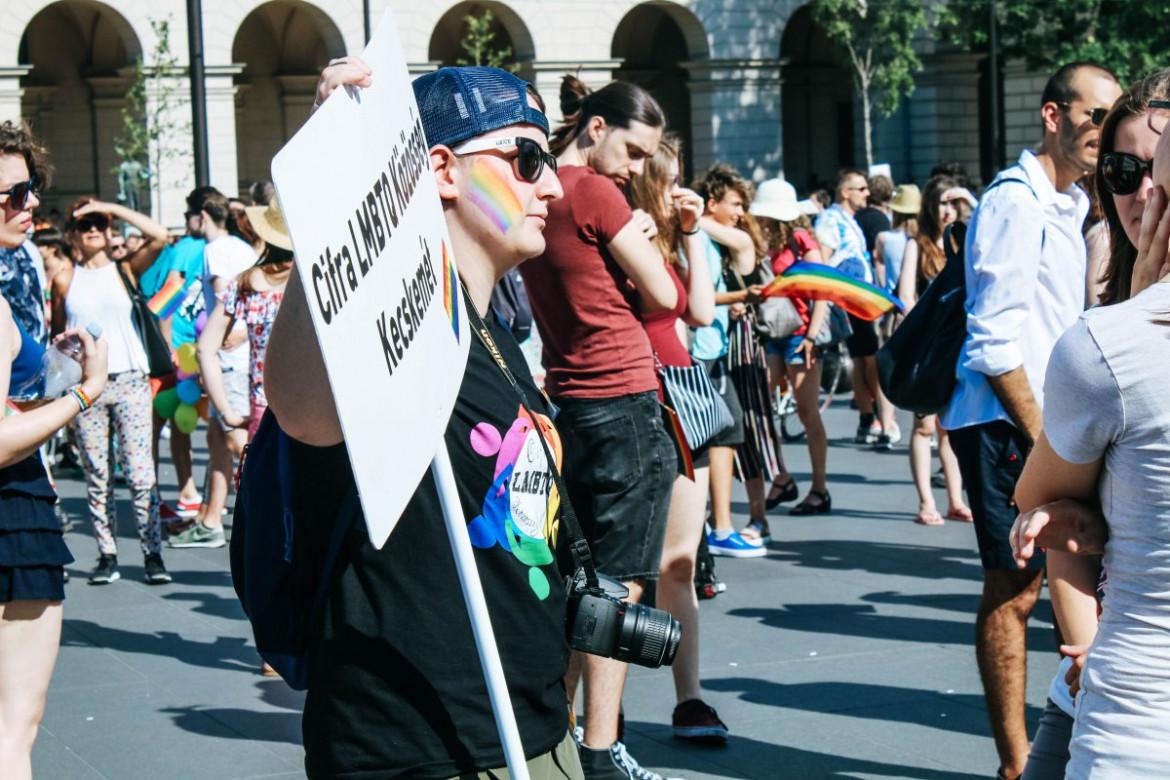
[684,59,783,181]
[278,74,319,153]
[206,64,244,201]
[0,66,31,124]
[86,73,133,205]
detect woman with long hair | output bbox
[896,175,973,526]
[743,178,830,537]
[50,196,171,585]
[1012,68,1170,780]
[0,119,108,780]
[628,134,729,741]
[197,197,292,443]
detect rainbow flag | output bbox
[763,261,904,321]
[147,273,187,319]
[441,240,459,341]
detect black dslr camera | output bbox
[565,569,681,668]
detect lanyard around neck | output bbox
[460,285,599,589]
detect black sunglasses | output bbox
[452,136,558,183]
[72,214,111,233]
[1100,152,1153,196]
[0,176,40,211]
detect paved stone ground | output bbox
[34,400,1060,779]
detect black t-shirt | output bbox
[294,313,571,779]
[853,206,892,255]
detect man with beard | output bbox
[940,61,1120,780]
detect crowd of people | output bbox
[1,49,1169,780]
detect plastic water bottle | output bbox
[12,322,103,403]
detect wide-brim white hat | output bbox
[749,178,802,223]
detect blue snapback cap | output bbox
[413,66,549,149]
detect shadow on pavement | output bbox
[700,678,1045,739]
[623,721,986,779]
[762,540,982,580]
[63,620,258,672]
[160,705,302,746]
[164,591,249,620]
[730,603,1056,648]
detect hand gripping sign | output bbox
[271,11,531,779]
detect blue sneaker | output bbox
[707,531,766,558]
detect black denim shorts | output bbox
[552,391,675,582]
[949,420,1041,571]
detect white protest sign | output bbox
[271,10,470,548]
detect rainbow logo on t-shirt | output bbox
[442,239,459,342]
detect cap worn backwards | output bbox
[413,66,549,149]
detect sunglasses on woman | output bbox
[0,176,40,211]
[451,136,557,183]
[1100,152,1153,196]
[72,214,111,233]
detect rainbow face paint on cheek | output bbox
[468,158,525,233]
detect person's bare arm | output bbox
[607,222,678,313]
[896,239,918,311]
[197,302,246,430]
[1015,432,1105,659]
[263,265,341,445]
[699,216,756,275]
[987,367,1042,444]
[49,266,71,338]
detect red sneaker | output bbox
[671,699,729,743]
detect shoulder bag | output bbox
[115,262,175,379]
[657,356,733,452]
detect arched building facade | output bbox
[3,0,1042,228]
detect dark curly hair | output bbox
[0,120,53,190]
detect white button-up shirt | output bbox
[940,150,1089,432]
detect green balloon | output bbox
[174,403,199,434]
[153,388,180,420]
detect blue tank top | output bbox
[1,317,55,501]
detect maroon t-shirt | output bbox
[520,165,658,398]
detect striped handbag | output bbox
[658,360,734,452]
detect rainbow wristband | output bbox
[69,387,92,413]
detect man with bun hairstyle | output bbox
[263,60,576,778]
[519,74,685,780]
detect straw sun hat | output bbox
[244,196,293,251]
[889,184,922,215]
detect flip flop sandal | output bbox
[915,509,945,526]
[946,507,974,522]
[740,520,772,545]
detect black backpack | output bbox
[229,409,360,690]
[877,177,1038,415]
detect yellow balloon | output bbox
[178,352,199,375]
[177,342,197,363]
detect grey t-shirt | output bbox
[1043,281,1170,777]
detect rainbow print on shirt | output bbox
[442,239,459,342]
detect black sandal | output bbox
[789,489,831,516]
[764,477,799,510]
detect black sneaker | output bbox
[578,739,681,780]
[143,553,172,585]
[88,554,120,585]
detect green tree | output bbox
[115,17,189,222]
[937,0,1166,86]
[811,0,928,169]
[457,9,516,73]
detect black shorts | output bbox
[845,313,879,358]
[553,391,675,582]
[948,420,1041,571]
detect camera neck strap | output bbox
[461,286,600,590]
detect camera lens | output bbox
[614,603,682,668]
